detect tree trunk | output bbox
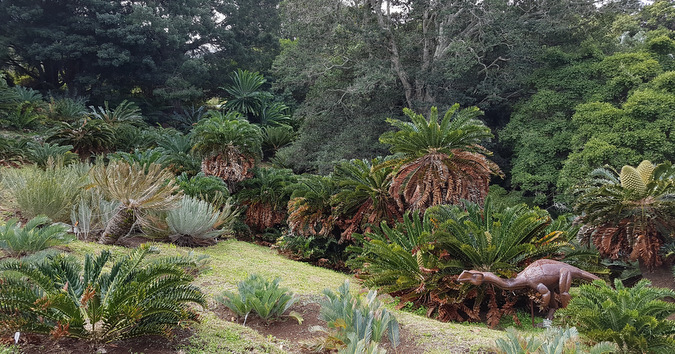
[98,205,135,245]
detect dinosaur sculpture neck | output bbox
[481,272,526,290]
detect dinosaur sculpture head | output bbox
[458,270,484,285]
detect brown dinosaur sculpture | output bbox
[457,259,601,319]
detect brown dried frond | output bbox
[201,148,255,187]
[630,233,663,270]
[592,225,625,260]
[244,202,286,232]
[390,149,501,211]
[287,197,335,238]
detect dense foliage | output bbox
[0,245,205,343]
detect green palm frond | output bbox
[561,279,675,353]
[89,100,143,125]
[0,245,205,343]
[191,111,262,158]
[429,196,556,273]
[0,216,72,257]
[221,69,272,116]
[47,118,115,157]
[287,174,340,238]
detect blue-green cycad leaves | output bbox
[0,245,205,343]
[429,196,557,273]
[562,279,675,353]
[216,274,297,324]
[319,280,399,351]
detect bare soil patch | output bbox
[212,297,423,353]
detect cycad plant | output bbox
[216,274,298,325]
[348,211,431,294]
[221,69,272,118]
[24,141,79,168]
[175,172,230,206]
[166,195,239,246]
[155,130,200,176]
[236,167,297,233]
[317,280,399,351]
[575,160,675,269]
[47,118,115,158]
[262,125,296,158]
[332,158,401,241]
[0,245,205,344]
[495,327,617,354]
[561,279,675,353]
[0,216,72,257]
[89,100,143,126]
[191,112,262,189]
[88,161,181,244]
[287,174,341,239]
[379,105,502,211]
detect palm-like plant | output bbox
[166,195,239,247]
[221,69,272,117]
[47,118,115,158]
[89,161,182,244]
[191,112,262,189]
[287,174,340,239]
[332,158,401,240]
[575,160,675,269]
[0,216,72,257]
[236,168,297,233]
[155,131,201,176]
[89,100,143,126]
[24,141,79,167]
[430,197,560,273]
[379,105,502,211]
[0,245,205,344]
[561,279,675,353]
[262,125,296,158]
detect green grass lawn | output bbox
[61,239,508,353]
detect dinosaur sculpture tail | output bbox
[576,269,601,282]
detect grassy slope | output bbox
[66,239,506,353]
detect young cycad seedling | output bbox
[216,274,299,325]
[0,215,72,257]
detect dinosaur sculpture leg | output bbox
[536,283,551,307]
[559,269,572,308]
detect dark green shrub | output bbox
[0,245,205,344]
[561,279,675,353]
[176,172,230,205]
[0,216,72,257]
[216,274,298,324]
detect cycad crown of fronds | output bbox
[562,279,675,353]
[0,215,72,257]
[0,245,205,344]
[89,161,180,210]
[379,104,493,157]
[191,112,262,158]
[429,197,556,273]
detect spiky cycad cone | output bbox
[89,161,181,245]
[332,157,401,241]
[0,245,205,344]
[379,105,502,212]
[286,174,340,239]
[561,279,675,353]
[575,161,675,269]
[236,168,297,233]
[191,112,262,190]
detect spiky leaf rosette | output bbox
[575,161,675,269]
[561,279,675,353]
[191,113,262,188]
[0,245,205,344]
[332,158,401,241]
[89,161,181,244]
[286,174,340,239]
[379,105,502,211]
[237,168,297,232]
